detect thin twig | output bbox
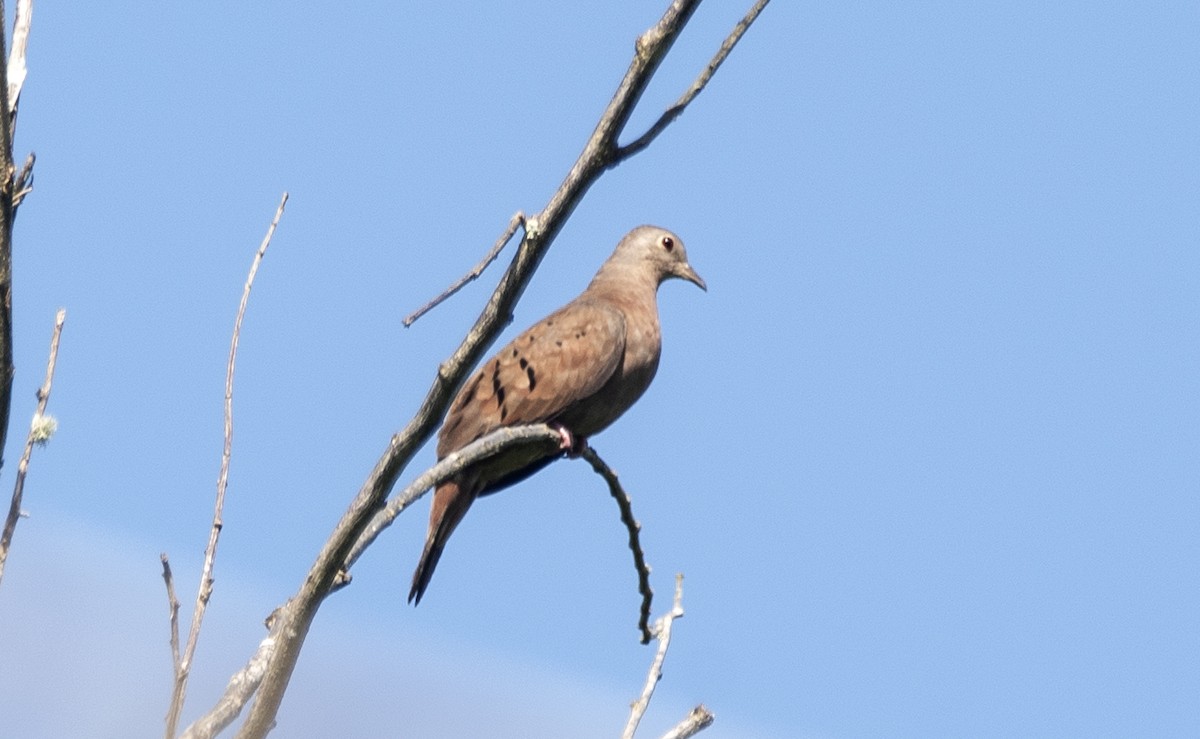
[161,554,182,671]
[623,574,687,739]
[189,3,766,735]
[164,194,287,739]
[659,705,715,739]
[402,212,526,327]
[579,445,654,644]
[0,307,64,587]
[618,0,770,160]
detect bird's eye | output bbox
[661,236,674,252]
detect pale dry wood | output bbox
[182,423,563,739]
[161,555,182,670]
[659,705,715,739]
[336,424,563,586]
[5,0,32,124]
[0,307,63,587]
[190,2,767,734]
[164,194,287,739]
[623,574,688,739]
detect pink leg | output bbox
[552,423,588,458]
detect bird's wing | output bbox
[437,298,626,457]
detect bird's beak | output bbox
[675,262,707,291]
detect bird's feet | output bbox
[552,423,588,458]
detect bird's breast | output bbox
[558,301,662,437]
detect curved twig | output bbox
[579,445,655,644]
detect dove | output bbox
[409,225,705,605]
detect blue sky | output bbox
[0,2,1196,737]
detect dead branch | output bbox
[579,445,655,644]
[0,0,31,479]
[659,705,715,739]
[5,0,32,129]
[618,0,770,159]
[0,307,63,586]
[181,423,564,739]
[184,2,767,736]
[335,423,563,586]
[402,211,526,327]
[161,555,182,671]
[164,194,287,738]
[623,574,691,739]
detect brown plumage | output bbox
[408,225,705,604]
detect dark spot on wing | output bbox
[491,362,503,406]
[460,373,482,405]
[526,366,537,390]
[519,357,528,370]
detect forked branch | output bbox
[622,575,706,739]
[164,194,288,738]
[187,2,768,736]
[0,307,64,587]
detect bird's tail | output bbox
[409,479,474,605]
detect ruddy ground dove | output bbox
[409,225,705,604]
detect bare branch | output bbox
[180,635,277,739]
[659,705,715,739]
[181,424,563,739]
[579,445,655,644]
[6,0,32,125]
[165,194,287,739]
[402,212,526,327]
[0,307,64,586]
[185,2,766,735]
[618,0,770,159]
[624,574,688,739]
[336,424,563,586]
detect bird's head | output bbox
[617,224,707,291]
